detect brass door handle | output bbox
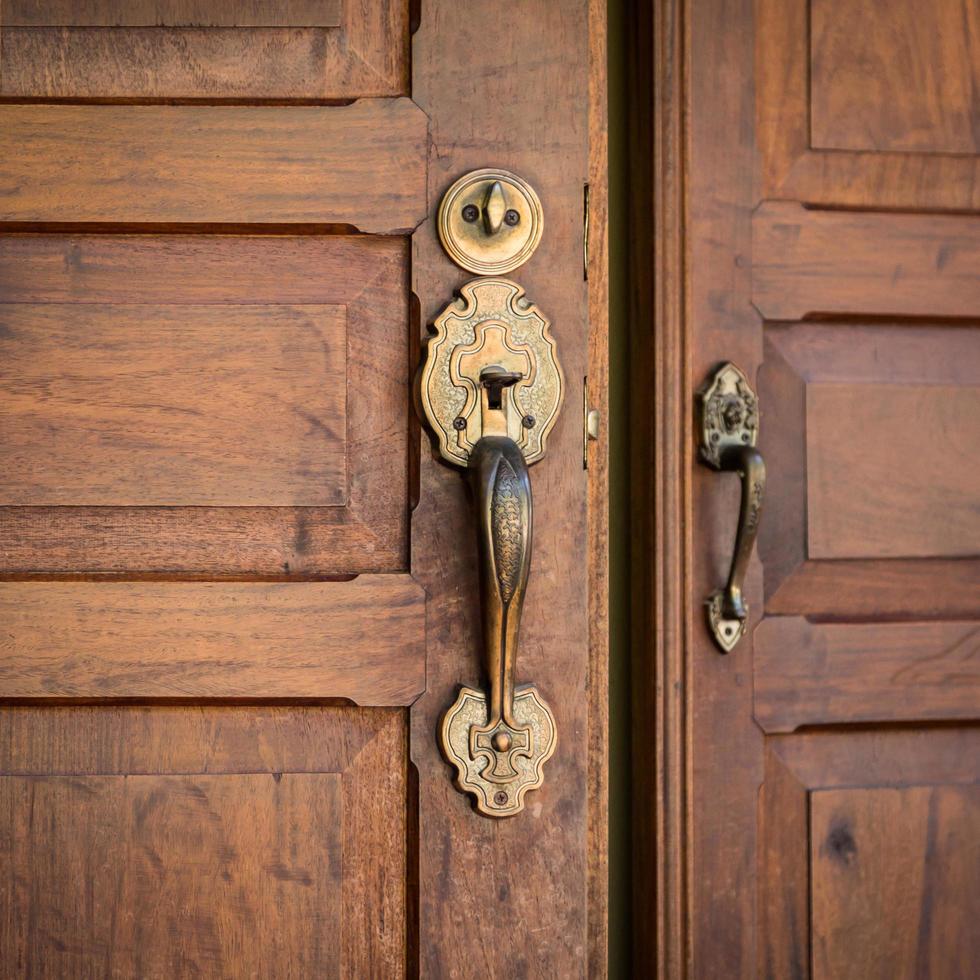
[419,277,563,816]
[698,363,766,653]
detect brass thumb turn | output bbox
[698,363,766,653]
[419,278,563,816]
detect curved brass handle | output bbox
[420,278,563,817]
[469,436,531,734]
[699,363,766,653]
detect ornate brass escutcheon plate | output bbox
[419,274,563,817]
[442,686,557,817]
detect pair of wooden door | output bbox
[0,3,607,977]
[634,0,979,976]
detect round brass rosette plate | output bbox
[437,169,544,275]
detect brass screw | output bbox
[461,204,479,223]
[494,791,508,806]
[504,209,521,226]
[522,414,536,428]
[453,416,467,431]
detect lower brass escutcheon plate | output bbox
[441,685,557,817]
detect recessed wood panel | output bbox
[0,1,407,98]
[759,322,980,618]
[0,577,426,703]
[0,773,343,977]
[810,785,980,980]
[0,235,409,575]
[0,705,407,977]
[806,384,980,560]
[758,0,980,209]
[0,102,426,234]
[761,730,980,980]
[810,0,980,155]
[755,617,980,732]
[3,1,341,26]
[0,303,347,507]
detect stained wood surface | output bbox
[0,102,427,233]
[1,303,348,507]
[0,705,408,977]
[761,729,980,980]
[0,234,409,574]
[637,0,980,974]
[807,384,979,559]
[810,0,980,154]
[411,1,593,975]
[0,577,426,702]
[1,773,344,977]
[0,1,407,98]
[753,202,980,320]
[754,618,980,732]
[758,0,980,210]
[2,1,342,26]
[810,785,980,980]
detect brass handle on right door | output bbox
[698,363,766,653]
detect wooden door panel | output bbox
[810,785,979,980]
[810,0,980,155]
[753,203,980,321]
[755,619,980,731]
[761,730,980,980]
[0,578,425,701]
[758,320,980,615]
[2,303,349,507]
[0,705,407,978]
[0,234,409,574]
[757,0,980,209]
[0,103,427,233]
[0,0,408,98]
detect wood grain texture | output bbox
[0,235,409,575]
[810,0,980,154]
[759,321,980,615]
[0,102,427,233]
[754,618,980,732]
[0,303,348,507]
[411,1,594,975]
[810,785,980,980]
[1,773,344,977]
[753,202,980,320]
[2,0,342,26]
[0,705,408,978]
[758,0,980,209]
[761,729,980,980]
[0,577,426,703]
[587,0,610,971]
[807,384,979,559]
[0,1,407,98]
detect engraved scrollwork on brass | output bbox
[419,276,563,817]
[698,362,766,653]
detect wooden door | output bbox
[0,3,608,977]
[633,0,979,975]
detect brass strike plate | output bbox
[438,169,544,275]
[419,278,564,468]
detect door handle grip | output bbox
[469,436,531,731]
[708,444,765,652]
[699,362,764,652]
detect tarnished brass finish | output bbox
[698,362,766,653]
[441,438,557,817]
[419,279,562,817]
[438,169,544,275]
[419,278,564,467]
